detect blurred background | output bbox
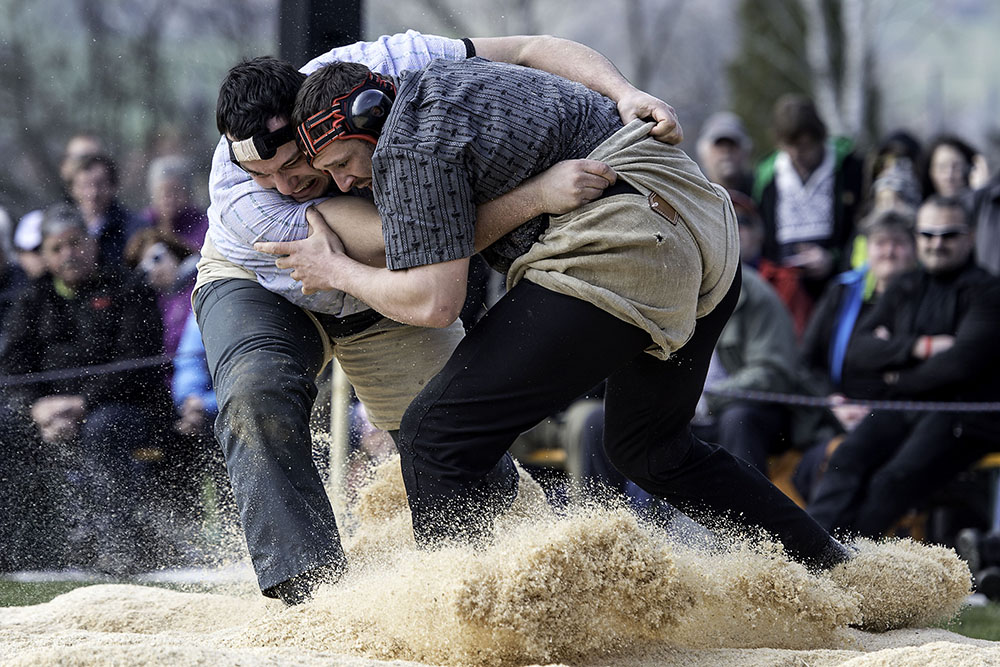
[0,0,997,221]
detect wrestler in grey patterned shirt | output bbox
[374,57,622,274]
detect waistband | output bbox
[313,306,384,339]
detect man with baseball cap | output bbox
[696,111,754,195]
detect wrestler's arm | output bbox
[315,159,616,268]
[471,35,682,143]
[260,158,615,325]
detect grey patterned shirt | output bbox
[373,57,622,273]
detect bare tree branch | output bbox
[799,0,843,135]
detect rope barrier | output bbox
[0,355,174,387]
[4,356,999,414]
[704,387,1000,413]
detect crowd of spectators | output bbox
[688,97,1000,571]
[1,90,999,584]
[516,95,1000,577]
[0,136,226,575]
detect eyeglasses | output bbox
[917,229,968,240]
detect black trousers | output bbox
[807,409,997,537]
[398,269,836,565]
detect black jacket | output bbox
[0,267,169,413]
[844,260,1000,401]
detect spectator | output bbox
[124,228,197,359]
[863,129,923,206]
[920,134,977,200]
[0,207,28,325]
[731,190,813,337]
[971,159,1000,275]
[696,111,754,194]
[0,203,172,573]
[171,312,217,438]
[868,161,923,216]
[752,94,864,300]
[161,309,236,560]
[801,209,918,400]
[137,155,209,253]
[58,133,106,187]
[806,195,1000,537]
[13,210,48,280]
[693,265,802,474]
[66,153,145,267]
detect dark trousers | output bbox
[807,409,996,537]
[194,278,345,592]
[398,269,837,565]
[708,402,791,474]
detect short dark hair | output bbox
[292,62,371,126]
[920,133,977,198]
[772,94,827,144]
[71,153,118,187]
[216,56,306,139]
[921,194,971,227]
[860,208,915,239]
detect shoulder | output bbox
[303,31,468,77]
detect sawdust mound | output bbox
[234,507,698,666]
[829,538,972,631]
[835,639,1000,666]
[666,540,860,650]
[0,584,262,635]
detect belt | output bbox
[597,179,681,225]
[313,307,384,339]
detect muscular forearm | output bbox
[474,183,545,251]
[323,253,470,327]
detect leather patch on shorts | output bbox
[648,192,679,225]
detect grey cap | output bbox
[698,111,752,151]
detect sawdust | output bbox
[0,455,993,666]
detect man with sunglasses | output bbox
[259,57,858,573]
[198,31,681,605]
[807,195,1000,537]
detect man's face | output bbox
[311,138,375,193]
[700,137,747,187]
[232,118,330,202]
[780,133,826,179]
[867,227,916,286]
[70,164,114,217]
[40,226,98,287]
[915,203,974,274]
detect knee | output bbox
[215,354,316,449]
[604,427,694,482]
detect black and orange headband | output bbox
[296,71,396,159]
